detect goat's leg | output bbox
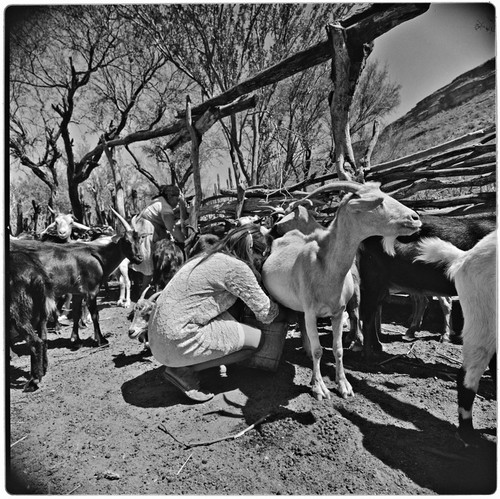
[124,278,131,307]
[24,328,44,392]
[360,288,384,357]
[437,296,455,342]
[297,313,311,358]
[118,274,131,308]
[87,295,108,347]
[457,341,495,446]
[304,312,331,400]
[489,354,496,383]
[344,294,363,352]
[117,259,131,308]
[40,319,49,376]
[79,299,91,328]
[70,295,84,349]
[331,312,353,398]
[58,294,72,324]
[405,295,427,340]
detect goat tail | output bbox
[45,295,58,319]
[415,237,465,280]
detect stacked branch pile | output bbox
[196,126,496,233]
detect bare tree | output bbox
[128,4,351,191]
[349,60,401,139]
[9,5,186,220]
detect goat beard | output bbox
[382,236,397,257]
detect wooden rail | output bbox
[196,127,496,232]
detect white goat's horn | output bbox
[47,206,56,215]
[73,221,91,231]
[286,198,313,213]
[304,181,362,200]
[149,291,162,302]
[110,207,133,231]
[139,285,151,301]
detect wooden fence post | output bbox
[327,23,373,181]
[186,95,202,231]
[359,119,381,181]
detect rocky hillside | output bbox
[371,58,496,164]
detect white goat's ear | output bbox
[41,221,56,235]
[348,194,384,212]
[111,234,121,243]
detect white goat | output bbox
[41,208,89,242]
[116,258,132,308]
[416,230,496,445]
[128,286,162,344]
[262,181,421,400]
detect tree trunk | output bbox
[32,200,42,234]
[303,145,312,180]
[230,114,251,185]
[16,199,23,236]
[251,112,260,185]
[68,182,84,222]
[104,143,126,220]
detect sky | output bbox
[370,2,496,122]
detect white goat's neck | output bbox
[317,209,364,280]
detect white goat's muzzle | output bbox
[128,327,147,340]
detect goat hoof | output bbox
[455,429,481,448]
[346,340,363,352]
[58,315,71,326]
[403,330,416,341]
[363,345,384,360]
[23,380,40,392]
[340,388,354,399]
[70,341,83,351]
[311,385,332,401]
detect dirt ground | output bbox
[7,284,497,495]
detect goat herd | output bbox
[9,181,496,448]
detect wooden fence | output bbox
[196,126,497,233]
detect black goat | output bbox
[359,214,496,355]
[151,232,221,290]
[9,249,57,391]
[151,235,185,291]
[10,210,144,349]
[186,233,220,258]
